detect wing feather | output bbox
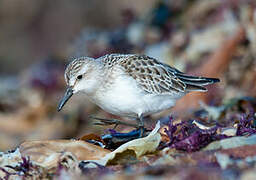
[102,54,219,95]
[119,55,186,94]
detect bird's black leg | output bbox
[137,115,145,138]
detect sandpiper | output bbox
[58,54,219,128]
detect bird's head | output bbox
[57,57,102,111]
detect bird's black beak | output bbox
[57,87,73,111]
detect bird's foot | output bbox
[102,127,148,149]
[91,116,147,149]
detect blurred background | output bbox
[0,0,255,151]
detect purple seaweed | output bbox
[165,117,229,152]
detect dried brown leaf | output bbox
[20,140,110,168]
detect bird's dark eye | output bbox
[77,75,83,80]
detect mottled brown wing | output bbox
[120,55,186,94]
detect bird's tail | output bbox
[176,74,220,92]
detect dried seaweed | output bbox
[236,110,256,136]
[165,109,256,152]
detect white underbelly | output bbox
[141,94,178,116]
[90,75,182,118]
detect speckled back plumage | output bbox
[100,54,132,68]
[119,55,186,94]
[99,54,219,95]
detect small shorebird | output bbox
[58,54,219,130]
